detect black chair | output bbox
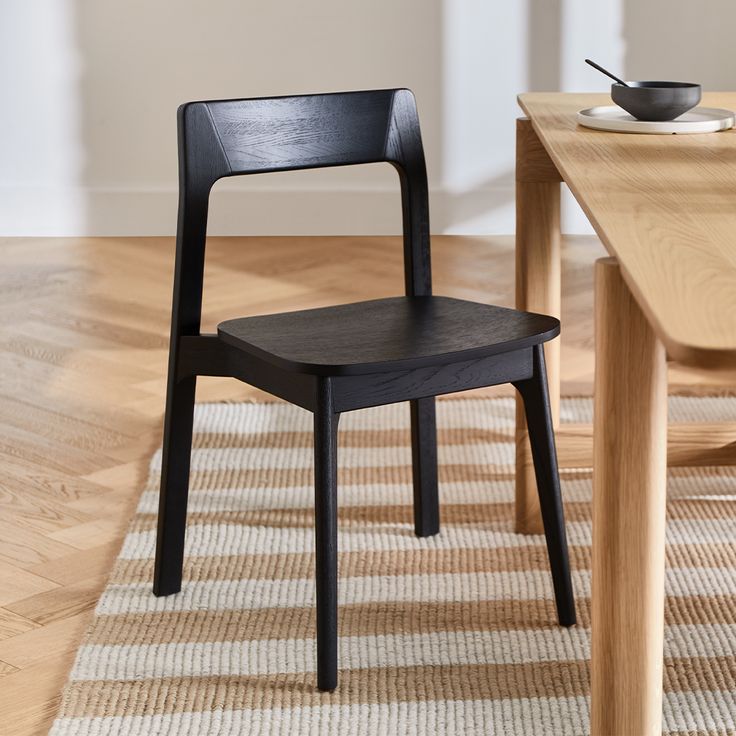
[153,88,576,692]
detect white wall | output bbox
[1,2,86,233]
[623,1,736,89]
[0,0,733,236]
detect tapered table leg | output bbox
[515,117,562,534]
[590,258,668,736]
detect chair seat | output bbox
[217,296,559,376]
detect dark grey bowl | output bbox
[611,81,701,121]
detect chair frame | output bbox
[153,89,575,692]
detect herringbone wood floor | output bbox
[1,235,733,735]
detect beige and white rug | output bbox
[51,397,736,735]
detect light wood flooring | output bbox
[1,234,734,735]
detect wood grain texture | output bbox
[556,422,736,468]
[165,92,572,692]
[518,92,736,368]
[0,233,734,734]
[206,91,395,174]
[590,258,668,736]
[218,296,558,376]
[516,117,563,184]
[515,119,562,534]
[331,350,533,413]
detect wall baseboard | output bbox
[0,185,593,236]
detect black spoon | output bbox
[585,59,629,87]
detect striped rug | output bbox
[51,397,736,735]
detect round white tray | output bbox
[577,106,735,134]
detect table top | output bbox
[519,92,736,367]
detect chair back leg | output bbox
[410,397,440,537]
[514,345,576,626]
[153,375,197,596]
[314,379,340,691]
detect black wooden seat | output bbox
[153,88,576,694]
[218,296,560,375]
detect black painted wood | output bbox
[153,88,576,693]
[331,348,533,413]
[152,104,228,598]
[217,296,558,376]
[152,374,196,596]
[411,397,439,537]
[177,335,318,411]
[513,345,576,627]
[314,379,339,691]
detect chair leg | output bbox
[514,345,576,626]
[314,379,339,691]
[153,375,197,596]
[410,397,440,537]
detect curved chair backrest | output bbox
[180,89,421,178]
[173,89,431,338]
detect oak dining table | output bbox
[514,92,736,735]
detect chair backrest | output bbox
[173,89,431,338]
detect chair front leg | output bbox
[153,373,197,596]
[314,378,340,691]
[410,397,440,537]
[513,345,576,627]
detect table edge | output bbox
[517,94,736,369]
